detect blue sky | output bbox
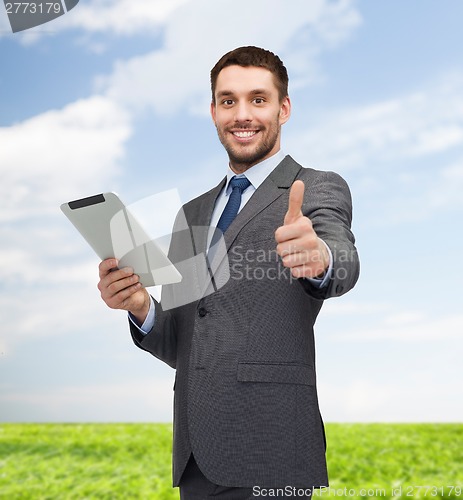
[1,0,462,422]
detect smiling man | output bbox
[98,46,360,499]
[211,63,290,172]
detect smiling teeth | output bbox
[233,131,256,138]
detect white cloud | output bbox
[60,0,189,35]
[0,93,133,358]
[2,0,361,59]
[0,377,175,421]
[320,378,463,422]
[321,299,390,317]
[0,0,190,41]
[0,95,131,222]
[443,163,463,180]
[317,305,463,422]
[427,158,463,210]
[315,0,363,46]
[332,311,463,342]
[0,11,11,33]
[0,271,110,354]
[99,0,361,116]
[286,73,463,173]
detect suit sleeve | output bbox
[299,170,360,300]
[129,298,177,369]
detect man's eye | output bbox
[222,99,234,106]
[253,98,265,104]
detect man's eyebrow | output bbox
[249,89,271,96]
[216,89,271,99]
[216,90,234,99]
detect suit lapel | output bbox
[185,155,302,274]
[223,155,302,252]
[188,177,226,257]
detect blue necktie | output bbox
[209,176,251,253]
[217,176,251,234]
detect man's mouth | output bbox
[232,130,258,140]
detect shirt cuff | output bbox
[306,240,333,289]
[128,296,156,335]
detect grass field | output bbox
[0,423,462,499]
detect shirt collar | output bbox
[224,150,286,193]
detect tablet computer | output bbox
[60,192,182,287]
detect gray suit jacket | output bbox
[130,155,359,488]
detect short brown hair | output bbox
[210,46,289,103]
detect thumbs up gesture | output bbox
[275,180,330,279]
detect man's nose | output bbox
[234,102,252,123]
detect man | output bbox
[98,46,359,499]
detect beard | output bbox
[215,116,281,171]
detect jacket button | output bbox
[336,284,344,294]
[198,307,207,317]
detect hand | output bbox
[97,258,150,325]
[275,180,330,279]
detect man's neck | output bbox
[229,149,282,174]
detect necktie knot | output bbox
[229,175,251,193]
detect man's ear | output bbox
[279,96,291,125]
[210,101,217,125]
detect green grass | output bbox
[0,424,462,499]
[0,424,176,499]
[324,424,463,498]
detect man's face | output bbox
[211,65,291,172]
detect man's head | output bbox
[210,46,289,104]
[210,46,291,173]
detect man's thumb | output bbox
[284,180,305,225]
